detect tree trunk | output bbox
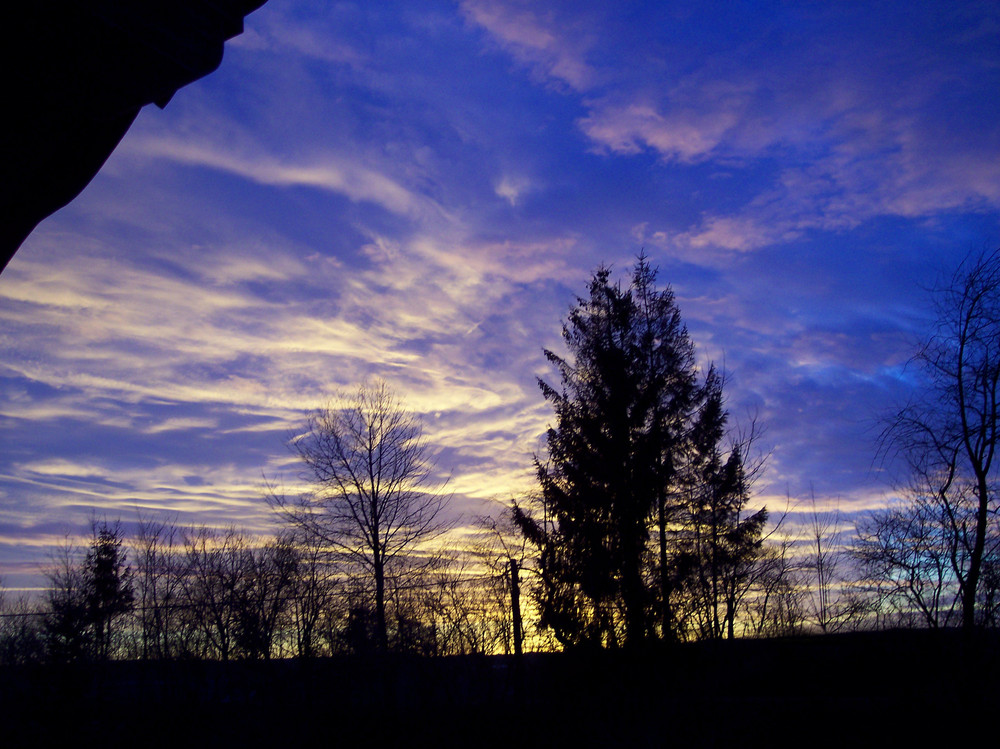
[658,494,672,641]
[963,472,991,631]
[374,555,388,651]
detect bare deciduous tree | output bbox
[742,536,804,638]
[232,535,298,660]
[133,515,183,660]
[0,578,44,665]
[268,380,450,652]
[801,493,864,633]
[880,246,1000,630]
[178,526,299,660]
[42,539,91,662]
[474,509,530,654]
[852,475,1000,629]
[285,531,340,658]
[180,527,244,661]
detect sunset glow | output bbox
[2,1,999,593]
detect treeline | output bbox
[0,516,522,665]
[3,504,998,667]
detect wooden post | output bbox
[510,558,523,657]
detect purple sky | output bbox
[2,1,999,591]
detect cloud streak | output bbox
[126,136,431,220]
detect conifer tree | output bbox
[85,520,134,660]
[516,256,698,647]
[517,255,770,646]
[679,370,768,639]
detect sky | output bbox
[2,0,999,592]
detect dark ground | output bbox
[2,629,994,746]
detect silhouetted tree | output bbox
[42,523,135,662]
[268,380,450,652]
[797,493,867,633]
[977,548,1000,627]
[516,257,700,647]
[285,531,340,658]
[414,546,517,656]
[133,515,183,660]
[84,520,134,660]
[852,475,1000,628]
[0,578,44,665]
[743,535,805,638]
[180,527,245,660]
[879,246,1000,630]
[633,258,702,642]
[43,546,91,662]
[472,510,530,655]
[177,527,301,660]
[676,373,769,639]
[232,534,298,660]
[43,541,91,662]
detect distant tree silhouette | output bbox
[879,246,1000,630]
[471,510,530,655]
[133,515,184,660]
[0,577,45,666]
[285,531,340,658]
[795,493,867,633]
[415,546,516,656]
[36,516,360,662]
[84,520,135,660]
[42,541,91,662]
[179,527,246,661]
[742,532,805,637]
[41,521,134,662]
[177,526,298,660]
[672,368,770,639]
[268,380,450,652]
[233,534,298,660]
[854,491,960,628]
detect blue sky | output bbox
[2,0,999,591]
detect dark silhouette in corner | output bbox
[1,1,268,272]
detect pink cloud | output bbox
[460,0,596,90]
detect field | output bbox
[2,629,994,746]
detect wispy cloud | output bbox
[579,82,753,163]
[464,2,1000,255]
[0,170,577,564]
[125,136,431,220]
[2,0,997,589]
[460,0,597,90]
[231,7,370,68]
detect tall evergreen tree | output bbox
[44,520,135,662]
[516,256,698,647]
[84,520,134,660]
